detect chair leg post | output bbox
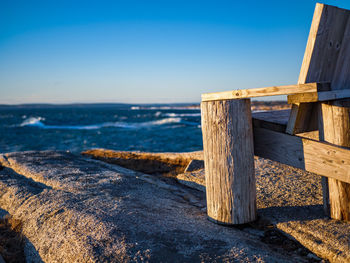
[319,100,350,221]
[201,99,256,225]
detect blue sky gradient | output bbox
[1,0,350,104]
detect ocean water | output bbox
[0,104,203,153]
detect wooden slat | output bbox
[288,94,318,104]
[287,3,350,134]
[286,102,319,134]
[332,18,350,90]
[252,109,290,133]
[295,130,319,140]
[287,90,350,104]
[253,127,350,184]
[299,4,350,86]
[201,83,319,102]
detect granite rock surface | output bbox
[85,149,350,263]
[0,151,309,262]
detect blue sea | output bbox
[0,104,203,153]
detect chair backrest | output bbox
[287,3,350,134]
[299,3,350,90]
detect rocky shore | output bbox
[0,149,349,262]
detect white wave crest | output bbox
[20,117,46,127]
[130,106,200,110]
[164,113,201,117]
[146,117,182,126]
[18,117,187,130]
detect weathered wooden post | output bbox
[319,100,350,221]
[201,99,256,225]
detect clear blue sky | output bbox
[1,0,349,104]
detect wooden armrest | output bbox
[201,82,329,102]
[287,89,350,104]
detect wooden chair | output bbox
[201,3,350,225]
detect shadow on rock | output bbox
[0,211,43,263]
[259,204,325,223]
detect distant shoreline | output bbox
[0,100,289,110]
[0,102,200,109]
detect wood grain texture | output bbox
[295,130,319,140]
[318,102,330,215]
[288,3,350,134]
[286,103,319,134]
[253,127,350,184]
[286,103,300,134]
[287,90,350,104]
[297,3,325,84]
[201,99,256,224]
[298,4,350,85]
[319,101,350,221]
[201,83,319,102]
[332,18,350,90]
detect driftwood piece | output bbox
[201,99,256,225]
